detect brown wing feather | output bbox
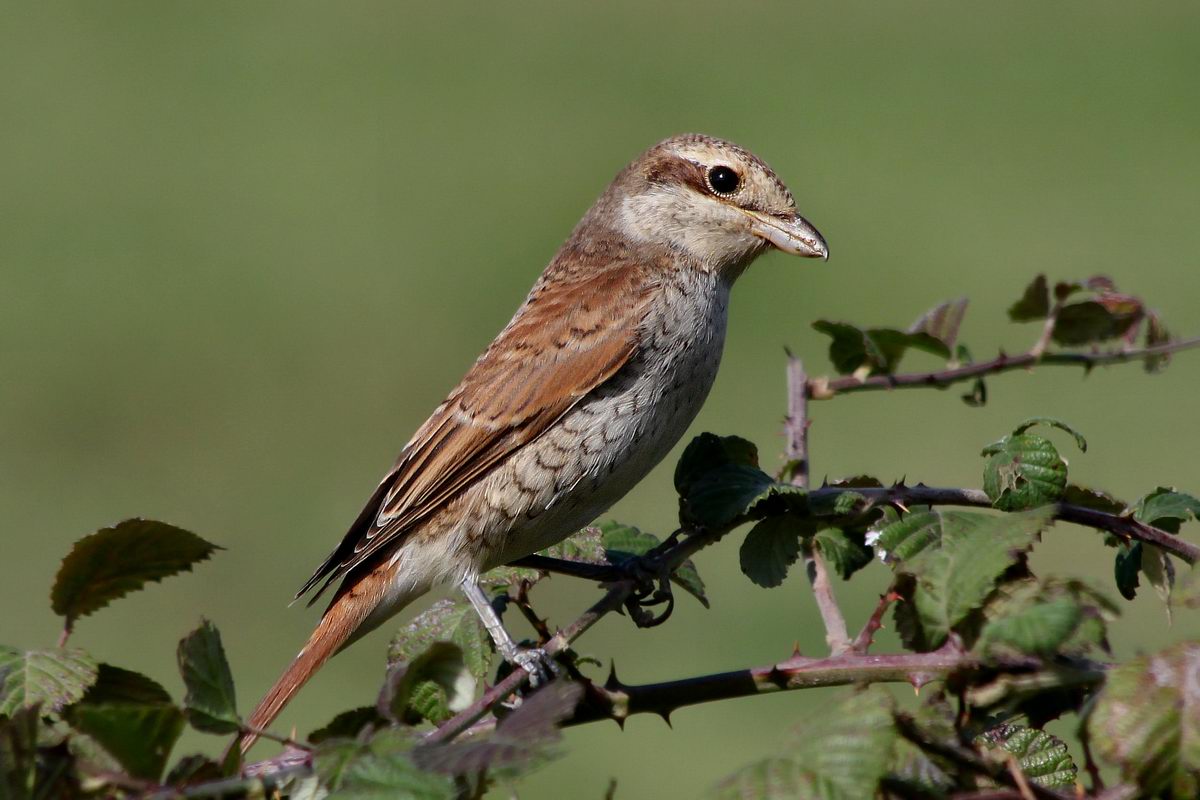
[297,254,661,601]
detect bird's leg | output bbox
[458,578,558,686]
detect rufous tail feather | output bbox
[235,575,387,756]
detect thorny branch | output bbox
[807,336,1200,399]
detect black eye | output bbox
[706,165,740,195]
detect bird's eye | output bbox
[706,165,740,196]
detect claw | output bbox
[513,647,560,687]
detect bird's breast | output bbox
[479,270,732,567]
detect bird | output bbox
[240,133,827,752]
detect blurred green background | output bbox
[3,1,1199,796]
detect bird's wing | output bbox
[297,256,662,601]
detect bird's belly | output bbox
[478,276,730,568]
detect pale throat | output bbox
[618,188,764,275]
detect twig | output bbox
[852,589,901,654]
[808,485,1200,566]
[804,548,851,655]
[808,337,1200,399]
[784,352,810,489]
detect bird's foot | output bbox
[511,647,560,688]
[621,554,675,628]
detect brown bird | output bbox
[241,133,827,751]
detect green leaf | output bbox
[711,757,818,799]
[51,519,220,634]
[1114,542,1142,600]
[1010,417,1088,453]
[1134,486,1200,533]
[812,321,949,376]
[1141,543,1175,617]
[317,728,455,799]
[904,508,1053,649]
[788,687,896,799]
[1088,641,1200,797]
[684,464,777,527]
[68,667,186,781]
[164,754,225,787]
[976,597,1082,657]
[868,508,945,562]
[908,297,968,353]
[1052,299,1140,346]
[413,681,582,778]
[739,517,804,588]
[600,522,708,606]
[0,646,98,716]
[309,706,387,744]
[381,642,473,725]
[1008,274,1050,321]
[813,528,873,580]
[388,598,494,683]
[1062,484,1127,515]
[1144,311,1172,373]
[674,433,760,497]
[975,724,1077,788]
[176,619,238,734]
[982,434,1067,511]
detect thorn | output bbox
[605,660,621,691]
[767,665,788,688]
[613,716,626,730]
[908,671,934,693]
[791,641,802,658]
[658,710,673,728]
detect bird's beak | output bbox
[744,210,829,260]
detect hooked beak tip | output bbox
[746,210,829,260]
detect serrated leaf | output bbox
[1145,311,1172,372]
[976,724,1077,788]
[812,321,949,376]
[869,509,944,563]
[1008,275,1050,321]
[67,665,183,778]
[1062,484,1127,515]
[414,681,581,777]
[684,464,777,527]
[908,298,968,353]
[1134,487,1200,534]
[599,522,708,606]
[1053,299,1140,346]
[905,508,1053,649]
[542,526,606,563]
[1010,417,1087,453]
[309,706,387,744]
[1088,641,1200,797]
[177,619,238,734]
[739,517,804,588]
[674,433,760,497]
[711,757,818,799]
[787,687,896,799]
[388,598,493,683]
[318,728,455,799]
[976,597,1082,657]
[1141,543,1175,618]
[381,642,473,726]
[982,434,1067,511]
[0,646,97,716]
[51,519,219,634]
[814,528,873,580]
[1114,542,1142,600]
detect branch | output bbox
[808,337,1200,399]
[804,548,851,654]
[809,484,1200,566]
[784,352,810,488]
[566,647,1102,729]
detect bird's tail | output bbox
[236,571,396,756]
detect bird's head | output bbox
[609,133,828,277]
